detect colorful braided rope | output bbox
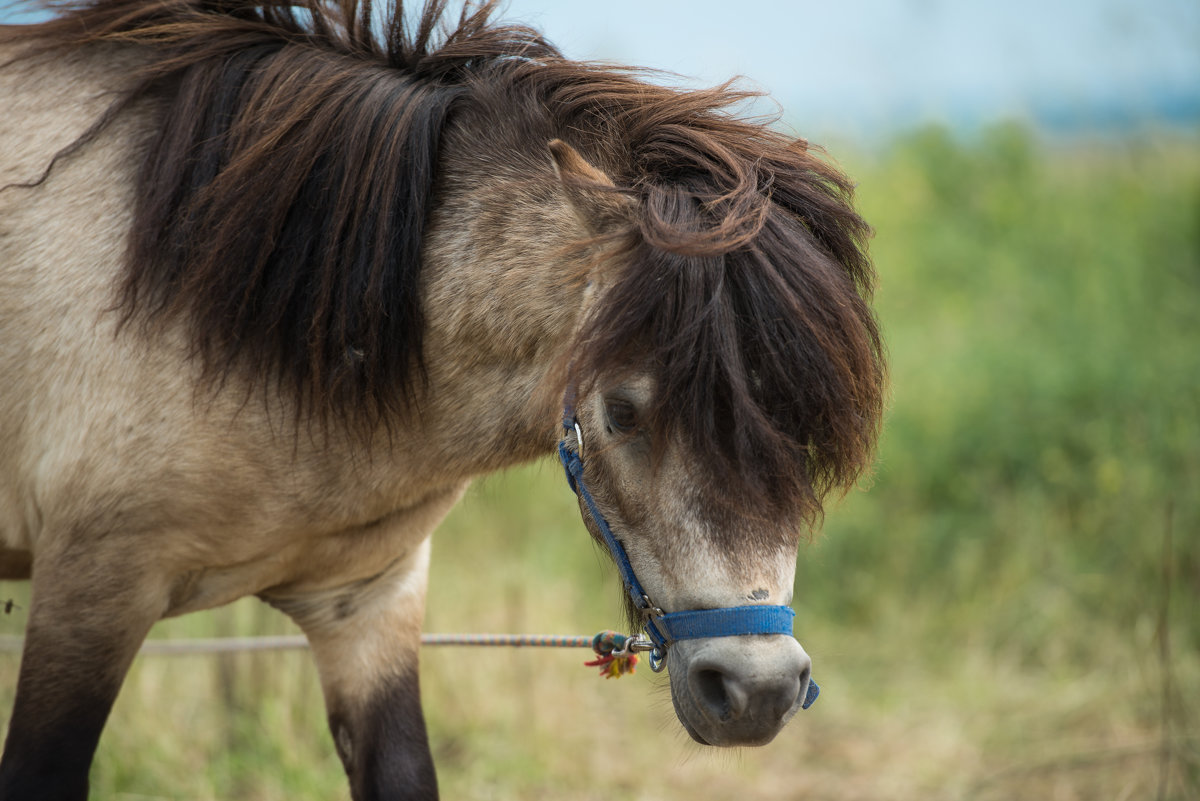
[419,631,641,678]
[419,633,593,648]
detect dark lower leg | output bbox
[328,666,437,801]
[270,546,437,800]
[0,556,161,801]
[0,672,120,801]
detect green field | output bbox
[2,123,1198,799]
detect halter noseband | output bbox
[557,403,819,709]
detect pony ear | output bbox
[548,139,632,234]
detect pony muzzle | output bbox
[669,634,814,747]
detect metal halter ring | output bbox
[573,421,584,457]
[611,633,655,659]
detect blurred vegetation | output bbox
[816,122,1200,657]
[1,123,1197,799]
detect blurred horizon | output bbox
[501,0,1199,142]
[2,0,1198,142]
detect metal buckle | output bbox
[636,595,668,671]
[638,594,663,619]
[573,421,584,458]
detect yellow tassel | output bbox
[602,653,638,678]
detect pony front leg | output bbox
[267,536,437,801]
[0,541,168,801]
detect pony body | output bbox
[0,2,883,798]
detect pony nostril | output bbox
[692,667,748,722]
[785,658,813,718]
[773,672,804,721]
[798,663,811,698]
[688,649,813,730]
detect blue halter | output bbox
[557,405,819,709]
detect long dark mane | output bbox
[4,0,563,428]
[5,0,884,519]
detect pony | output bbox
[0,1,884,798]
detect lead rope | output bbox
[421,631,651,678]
[0,633,650,678]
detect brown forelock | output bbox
[471,67,886,523]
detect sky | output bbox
[497,0,1200,139]
[3,0,1196,139]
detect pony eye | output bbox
[604,399,637,434]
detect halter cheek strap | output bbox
[557,406,819,709]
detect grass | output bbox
[1,123,1198,799]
